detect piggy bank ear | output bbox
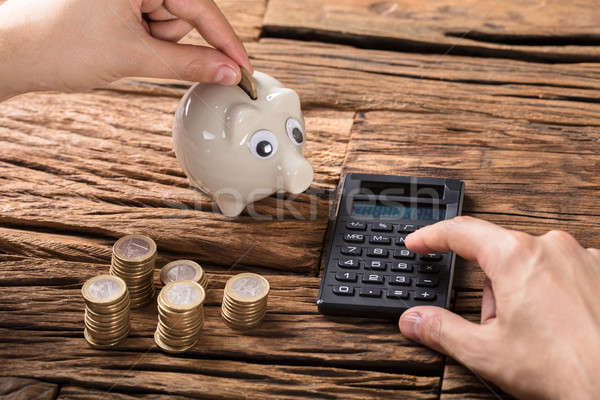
[225,103,261,142]
[265,87,301,115]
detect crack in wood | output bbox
[261,26,600,64]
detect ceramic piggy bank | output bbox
[172,71,313,217]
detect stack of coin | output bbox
[160,260,208,289]
[154,280,206,353]
[82,275,130,348]
[110,235,157,308]
[221,273,270,330]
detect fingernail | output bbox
[399,312,422,340]
[214,65,239,85]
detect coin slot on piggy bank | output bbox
[172,69,314,217]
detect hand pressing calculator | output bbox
[317,173,464,318]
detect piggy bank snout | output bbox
[281,156,313,194]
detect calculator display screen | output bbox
[351,201,446,220]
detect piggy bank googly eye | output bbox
[172,71,314,217]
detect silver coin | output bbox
[118,237,151,258]
[88,278,122,301]
[231,276,263,299]
[165,283,201,306]
[166,264,196,282]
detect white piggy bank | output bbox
[172,71,314,217]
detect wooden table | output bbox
[1,1,599,398]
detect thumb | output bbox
[399,306,488,369]
[126,37,241,85]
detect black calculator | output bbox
[317,173,464,318]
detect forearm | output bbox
[0,24,23,101]
[0,3,34,102]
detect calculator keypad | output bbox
[327,219,450,307]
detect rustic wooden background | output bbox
[1,0,599,399]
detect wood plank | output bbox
[0,227,293,275]
[59,385,194,399]
[113,39,600,127]
[0,89,353,273]
[0,377,58,400]
[1,341,439,400]
[341,110,600,291]
[263,0,600,62]
[0,256,441,372]
[0,256,441,399]
[183,0,266,43]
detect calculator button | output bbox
[344,233,365,243]
[366,260,387,271]
[414,290,437,301]
[393,249,415,259]
[346,221,366,231]
[370,235,391,245]
[416,277,438,287]
[420,253,444,262]
[389,275,411,286]
[359,288,382,298]
[335,272,357,282]
[398,224,417,233]
[418,264,440,274]
[395,236,407,246]
[362,273,384,284]
[388,289,409,299]
[391,262,413,272]
[340,246,361,256]
[333,285,354,296]
[367,247,388,258]
[371,222,393,232]
[338,257,360,269]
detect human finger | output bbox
[163,0,252,72]
[146,5,177,21]
[149,19,193,42]
[399,306,490,372]
[127,37,240,84]
[405,216,517,278]
[481,280,496,324]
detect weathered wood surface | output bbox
[116,39,600,127]
[263,0,600,62]
[2,0,600,397]
[342,110,600,291]
[0,90,353,274]
[184,0,266,43]
[0,256,441,399]
[0,377,58,400]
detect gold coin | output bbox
[221,273,269,329]
[160,260,207,288]
[154,280,205,353]
[154,330,197,354]
[224,273,269,304]
[158,281,206,312]
[85,328,129,348]
[82,275,127,307]
[113,235,156,263]
[238,67,257,100]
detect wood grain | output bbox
[0,89,353,273]
[0,377,58,400]
[183,0,266,43]
[0,256,441,372]
[0,255,441,399]
[113,39,600,128]
[263,0,600,62]
[340,110,600,291]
